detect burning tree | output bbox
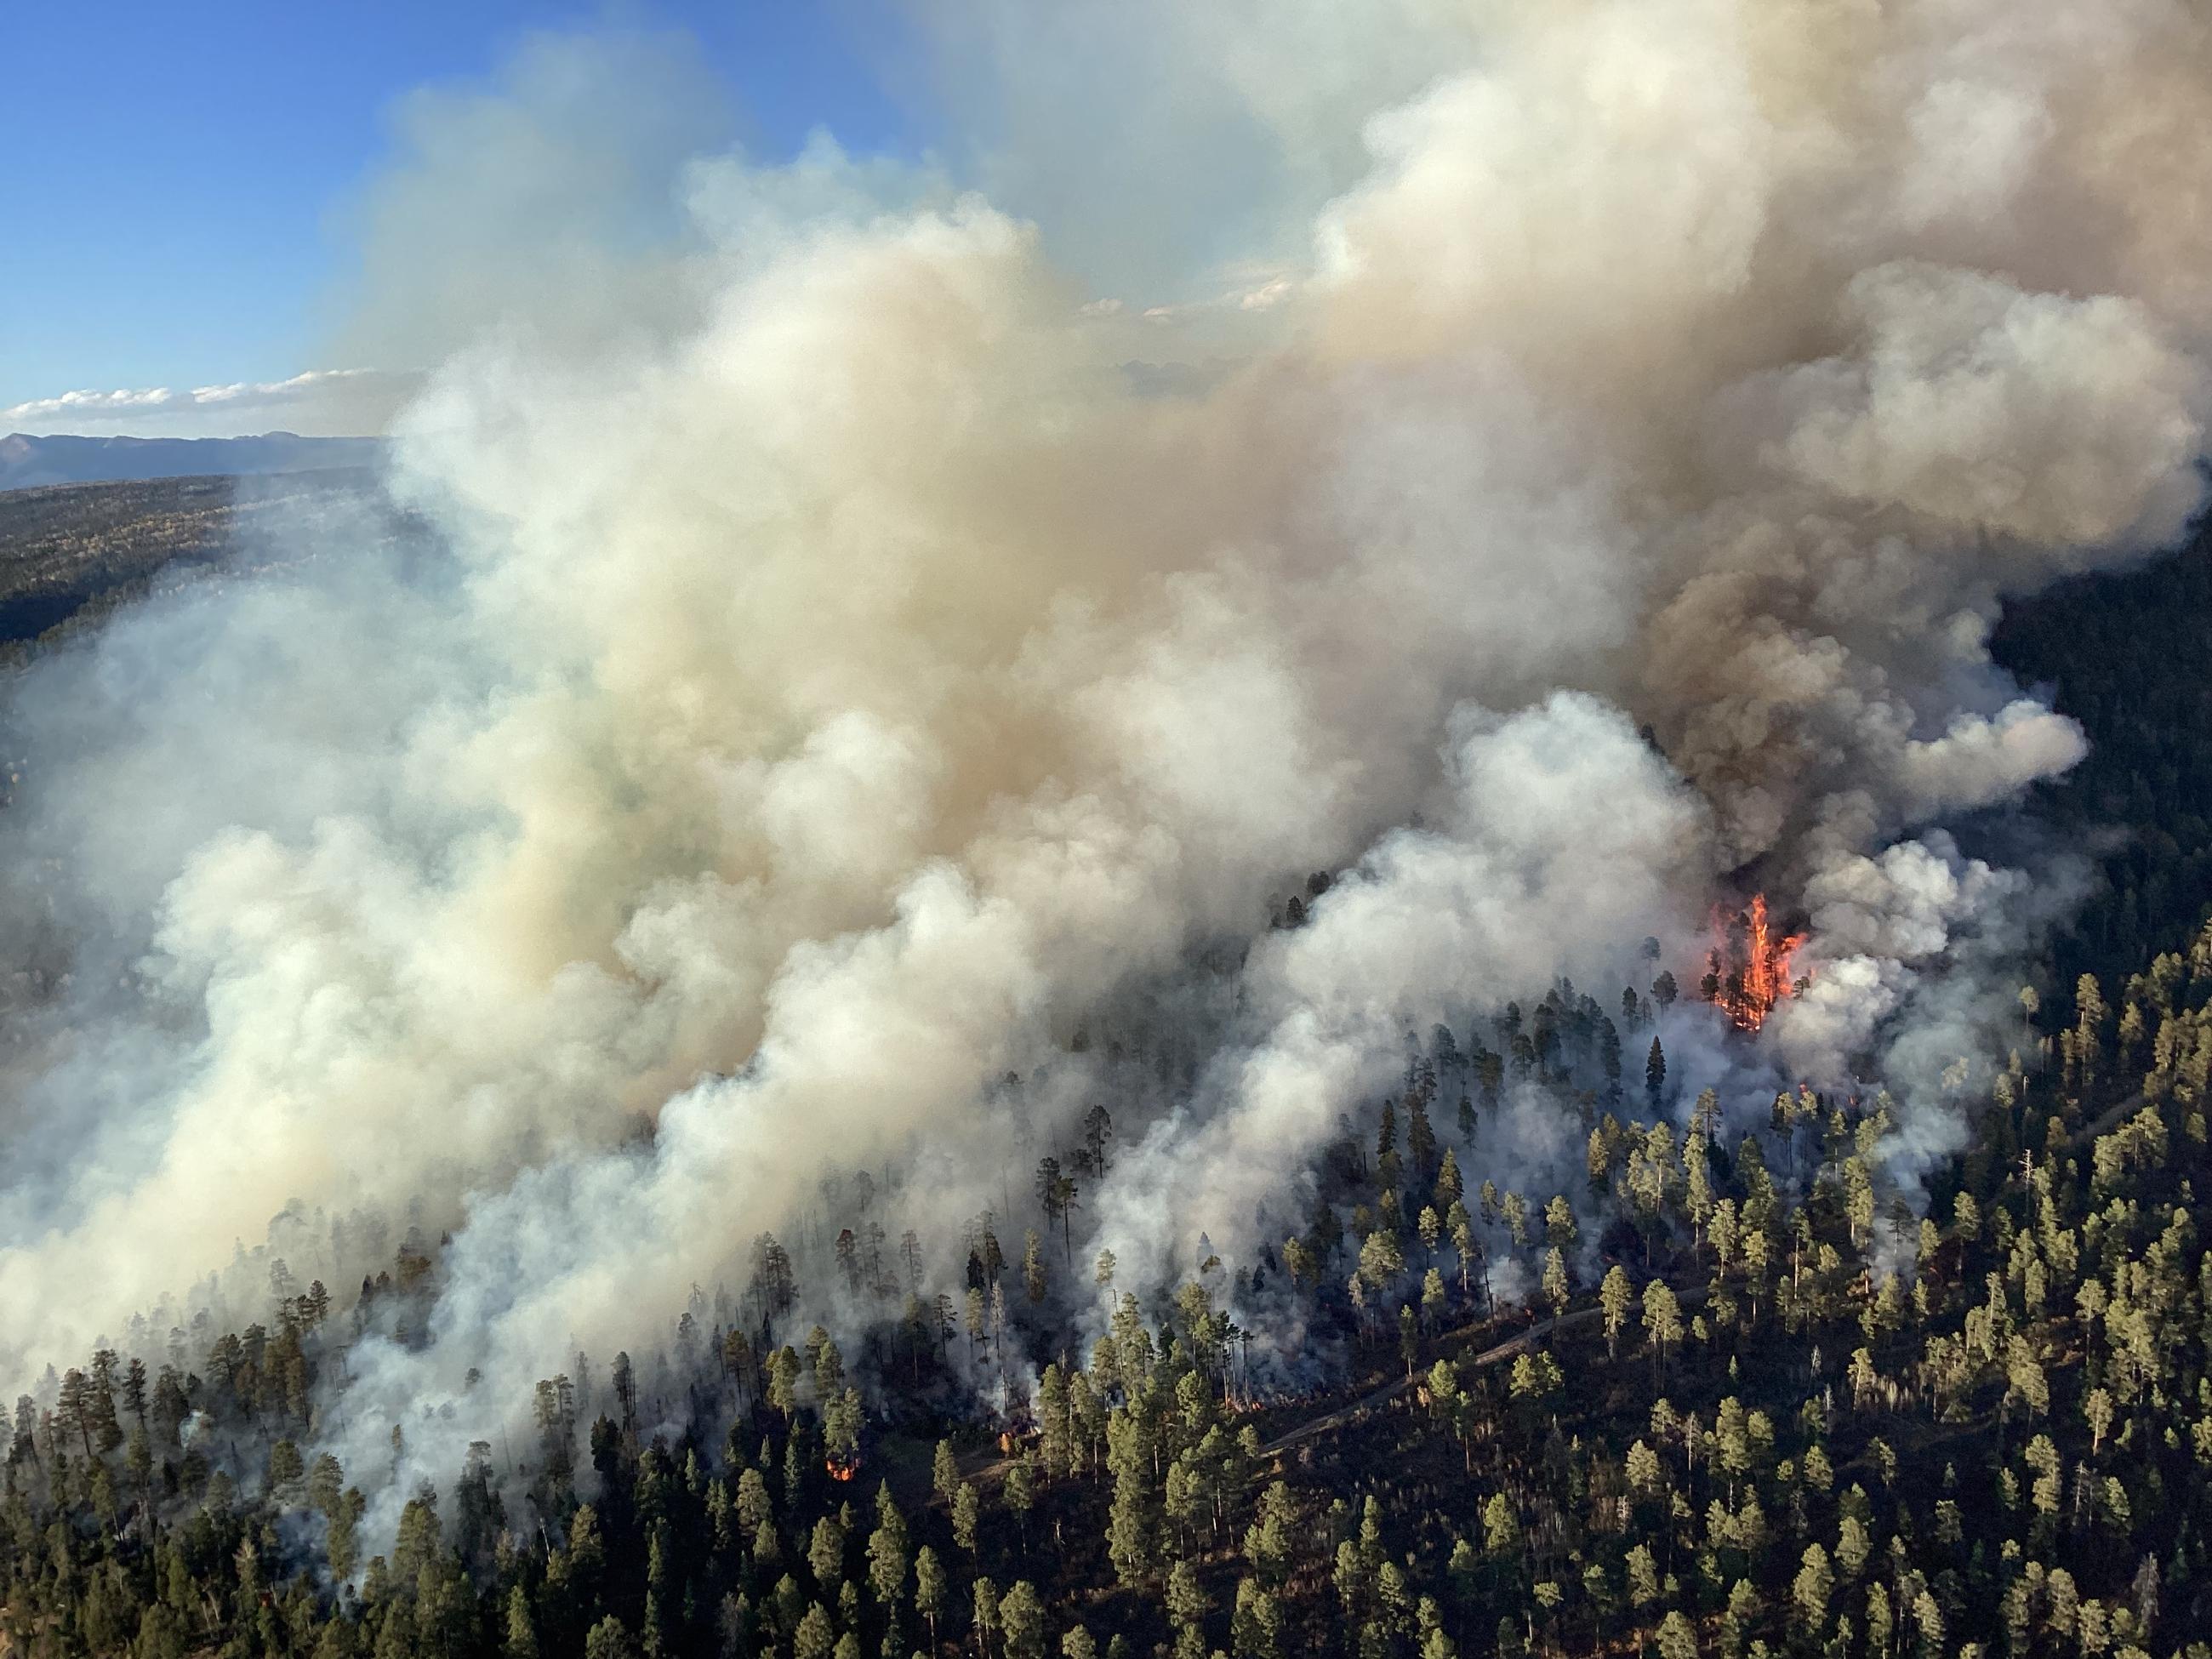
[1701,896,1807,1032]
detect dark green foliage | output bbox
[1996,518,2212,994]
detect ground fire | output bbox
[1701,895,1807,1032]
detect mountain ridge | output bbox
[0,430,383,492]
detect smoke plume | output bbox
[3,0,2209,1518]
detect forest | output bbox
[3,523,2211,1659]
[0,471,383,650]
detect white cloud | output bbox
[2,368,419,436]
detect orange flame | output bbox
[1704,895,1807,1032]
[825,1454,859,1482]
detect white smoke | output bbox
[1093,691,1709,1295]
[2,0,2209,1519]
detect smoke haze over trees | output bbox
[4,6,2212,1653]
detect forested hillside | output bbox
[7,500,2212,1659]
[0,436,380,494]
[0,470,382,649]
[1995,519,2212,997]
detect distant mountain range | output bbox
[0,431,383,492]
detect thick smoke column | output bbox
[2,0,2209,1514]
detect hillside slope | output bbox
[0,469,381,646]
[0,432,381,491]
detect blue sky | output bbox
[0,2,921,430]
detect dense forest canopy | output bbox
[1993,521,2212,995]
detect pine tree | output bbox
[1599,1266,1634,1359]
[1003,1456,1035,1554]
[504,1586,539,1659]
[1642,1280,1683,1380]
[953,1483,982,1557]
[1542,1248,1571,1322]
[867,1482,908,1605]
[1023,1230,1048,1305]
[1000,1582,1046,1659]
[913,1546,947,1650]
